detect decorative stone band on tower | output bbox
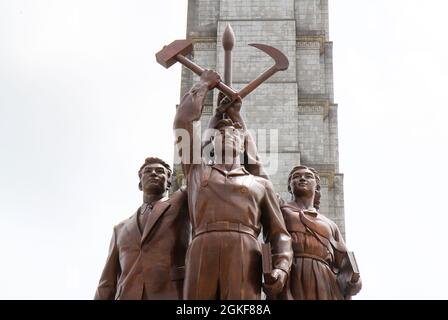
[172,0,345,236]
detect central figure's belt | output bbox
[193,221,259,239]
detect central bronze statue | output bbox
[174,70,292,299]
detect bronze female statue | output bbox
[278,165,362,300]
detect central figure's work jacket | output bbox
[180,162,292,299]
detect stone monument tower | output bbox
[173,0,345,235]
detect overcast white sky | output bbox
[1,0,447,300]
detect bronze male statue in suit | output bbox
[174,70,292,300]
[94,157,190,300]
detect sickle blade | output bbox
[237,43,289,99]
[248,43,289,71]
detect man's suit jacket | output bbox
[94,189,190,300]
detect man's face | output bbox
[213,126,243,163]
[290,168,317,197]
[140,163,169,195]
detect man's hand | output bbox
[217,93,242,124]
[262,268,287,299]
[200,69,221,90]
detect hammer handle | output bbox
[176,54,238,99]
[237,65,276,99]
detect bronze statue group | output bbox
[94,70,362,300]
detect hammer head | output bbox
[156,39,193,68]
[248,43,289,71]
